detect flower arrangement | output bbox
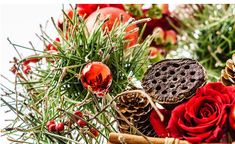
[1,4,235,144]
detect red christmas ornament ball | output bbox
[80,62,112,96]
[229,104,235,130]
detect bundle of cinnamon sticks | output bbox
[108,133,190,144]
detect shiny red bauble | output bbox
[80,62,112,96]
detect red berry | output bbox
[89,127,99,137]
[74,110,83,118]
[46,120,55,128]
[48,124,56,132]
[77,119,87,127]
[229,104,235,130]
[56,122,64,132]
[165,30,177,45]
[23,65,31,75]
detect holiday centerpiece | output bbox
[1,4,235,144]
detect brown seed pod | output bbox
[142,58,206,109]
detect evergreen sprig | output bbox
[170,4,235,81]
[1,7,152,143]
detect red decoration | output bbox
[46,38,60,51]
[46,120,55,128]
[167,82,235,143]
[150,109,171,137]
[77,119,87,127]
[23,65,31,75]
[56,122,64,132]
[80,62,112,96]
[229,104,235,130]
[74,110,83,119]
[22,55,41,66]
[86,7,138,48]
[48,124,56,132]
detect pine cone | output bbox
[116,90,156,137]
[221,54,235,86]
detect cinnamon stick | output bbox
[108,133,190,144]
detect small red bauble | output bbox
[46,120,55,128]
[48,124,56,132]
[89,127,99,137]
[80,62,112,96]
[56,122,64,132]
[229,104,235,130]
[77,119,87,127]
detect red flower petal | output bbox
[150,109,171,137]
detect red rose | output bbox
[167,82,235,143]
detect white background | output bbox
[0,4,63,143]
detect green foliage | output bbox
[172,4,235,81]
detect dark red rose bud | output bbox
[150,109,171,137]
[23,65,31,75]
[48,124,56,132]
[46,120,55,128]
[89,127,99,137]
[56,122,64,132]
[77,119,87,127]
[229,104,235,130]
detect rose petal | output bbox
[206,126,224,142]
[183,131,211,143]
[178,117,214,133]
[167,104,186,138]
